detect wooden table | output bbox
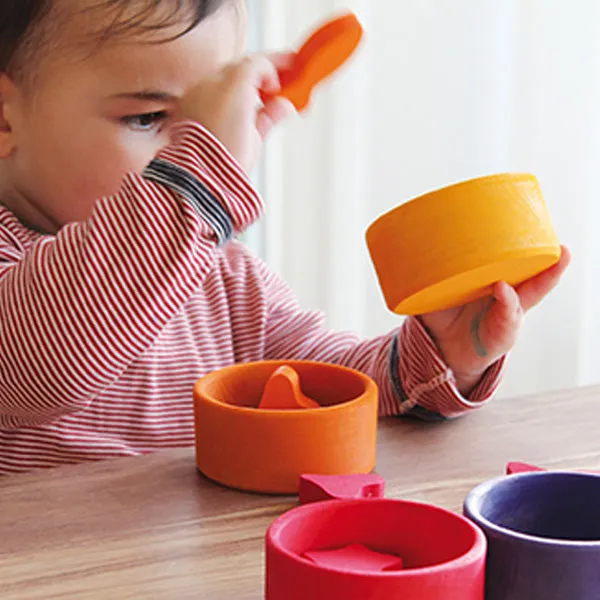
[0,386,599,599]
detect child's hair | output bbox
[0,0,227,80]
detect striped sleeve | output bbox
[395,316,506,419]
[0,121,262,429]
[257,259,504,418]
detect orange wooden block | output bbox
[258,366,320,410]
[272,12,364,112]
[193,361,378,494]
[366,173,561,315]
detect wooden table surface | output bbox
[0,386,599,599]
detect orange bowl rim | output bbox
[193,360,378,417]
[366,171,539,238]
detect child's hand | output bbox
[179,54,296,172]
[419,246,571,396]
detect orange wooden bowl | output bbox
[366,173,561,315]
[193,361,378,494]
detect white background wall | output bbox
[252,0,600,398]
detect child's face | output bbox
[0,1,246,233]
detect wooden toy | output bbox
[465,471,600,600]
[366,174,561,315]
[265,12,364,112]
[299,473,385,504]
[193,361,378,494]
[305,543,404,572]
[266,498,486,599]
[258,366,320,410]
[506,461,545,474]
[507,461,600,475]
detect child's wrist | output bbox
[453,369,487,398]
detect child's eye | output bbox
[121,111,168,132]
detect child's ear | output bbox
[0,74,18,159]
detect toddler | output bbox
[0,0,569,474]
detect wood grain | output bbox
[0,386,599,599]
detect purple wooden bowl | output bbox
[464,471,600,600]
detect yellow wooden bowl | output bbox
[366,174,561,315]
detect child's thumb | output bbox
[483,282,523,351]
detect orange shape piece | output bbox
[274,12,364,112]
[258,366,320,410]
[304,543,404,573]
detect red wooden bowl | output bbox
[266,498,486,599]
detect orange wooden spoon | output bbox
[268,12,364,112]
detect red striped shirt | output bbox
[0,122,504,475]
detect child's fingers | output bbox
[256,53,297,112]
[489,281,522,328]
[517,245,571,312]
[252,55,281,94]
[267,51,297,73]
[228,55,281,94]
[256,98,295,138]
[474,282,521,357]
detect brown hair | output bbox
[0,0,227,79]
